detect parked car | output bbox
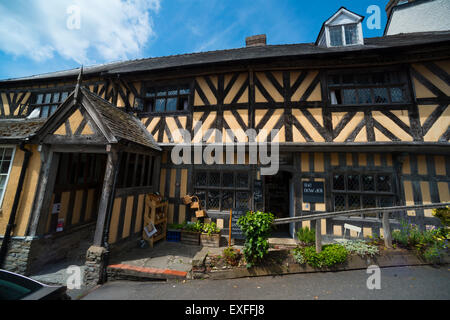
[0,269,70,300]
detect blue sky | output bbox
[0,0,388,80]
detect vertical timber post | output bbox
[93,149,118,246]
[382,212,393,249]
[315,219,322,253]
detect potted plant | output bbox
[181,221,203,245]
[201,222,221,247]
[223,247,241,266]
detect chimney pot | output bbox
[246,34,267,47]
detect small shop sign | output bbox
[228,208,247,246]
[302,181,325,203]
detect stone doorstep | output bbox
[194,251,450,281]
[107,264,188,281]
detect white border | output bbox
[0,145,17,208]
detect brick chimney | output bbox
[246,34,267,47]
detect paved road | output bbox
[82,265,450,300]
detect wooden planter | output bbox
[200,233,221,248]
[181,231,201,246]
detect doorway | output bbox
[264,171,292,236]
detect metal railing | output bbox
[273,202,450,253]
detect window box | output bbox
[200,233,221,248]
[180,230,201,246]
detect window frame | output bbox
[327,23,360,47]
[135,83,192,115]
[327,68,411,107]
[193,169,252,212]
[331,171,396,219]
[0,146,16,208]
[29,90,71,118]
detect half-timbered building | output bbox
[0,6,449,283]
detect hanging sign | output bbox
[302,181,325,203]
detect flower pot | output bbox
[181,230,201,246]
[200,233,221,248]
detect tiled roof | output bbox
[82,88,161,151]
[0,119,46,141]
[1,31,449,83]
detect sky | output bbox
[0,0,389,80]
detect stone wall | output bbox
[27,222,96,275]
[0,237,33,274]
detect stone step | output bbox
[106,264,188,281]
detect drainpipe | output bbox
[100,151,122,283]
[0,143,33,268]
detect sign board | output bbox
[302,181,325,203]
[229,208,246,240]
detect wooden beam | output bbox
[93,150,119,246]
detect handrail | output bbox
[273,202,450,225]
[273,202,450,253]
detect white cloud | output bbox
[0,0,161,64]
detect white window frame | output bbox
[0,145,16,208]
[326,23,361,47]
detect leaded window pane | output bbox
[347,175,360,191]
[52,93,60,103]
[358,88,372,104]
[208,190,220,210]
[44,94,52,104]
[348,195,360,210]
[222,191,234,210]
[342,89,357,104]
[166,98,177,111]
[0,176,6,188]
[236,192,250,209]
[362,175,375,191]
[344,24,358,45]
[209,172,220,187]
[222,173,234,188]
[362,196,376,208]
[390,87,405,103]
[36,94,44,104]
[236,172,249,188]
[334,195,346,211]
[329,26,343,46]
[195,172,207,187]
[373,88,389,103]
[155,99,165,112]
[379,196,394,207]
[376,175,391,192]
[333,174,345,190]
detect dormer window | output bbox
[316,7,364,48]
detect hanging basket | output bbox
[182,195,192,205]
[190,202,200,209]
[195,210,206,218]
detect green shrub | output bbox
[292,247,306,265]
[340,240,379,257]
[393,219,448,263]
[293,244,348,268]
[296,227,315,245]
[168,223,185,230]
[183,221,203,233]
[202,222,220,235]
[432,206,450,227]
[223,247,241,266]
[237,211,274,268]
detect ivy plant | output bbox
[237,211,274,268]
